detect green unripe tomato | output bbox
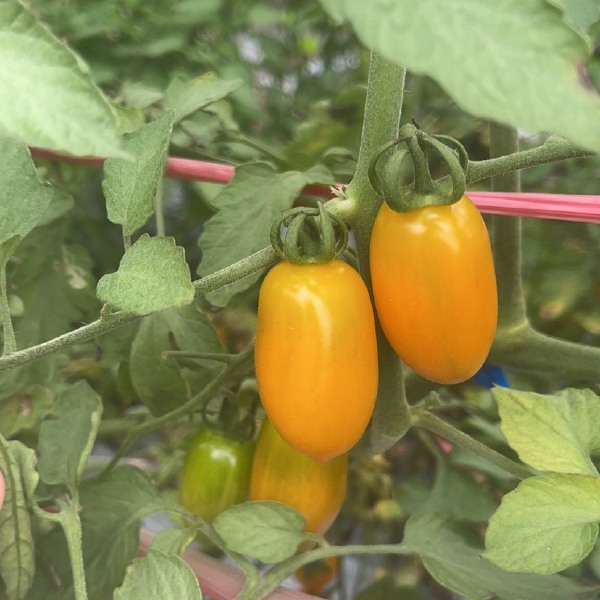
[179,428,254,523]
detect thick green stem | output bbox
[0,258,16,355]
[62,497,88,600]
[0,247,277,374]
[154,182,166,237]
[489,326,600,382]
[338,52,410,456]
[488,123,528,330]
[236,542,411,600]
[192,247,277,295]
[348,53,406,205]
[411,410,532,480]
[32,496,89,600]
[123,234,131,251]
[486,124,600,380]
[467,136,593,184]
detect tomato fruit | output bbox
[249,420,348,535]
[255,259,378,461]
[370,195,497,384]
[179,428,254,523]
[295,556,339,595]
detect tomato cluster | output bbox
[179,419,347,535]
[254,194,497,460]
[180,192,496,536]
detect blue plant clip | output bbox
[471,364,508,388]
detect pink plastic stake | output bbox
[469,192,600,224]
[30,148,600,223]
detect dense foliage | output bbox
[0,1,599,599]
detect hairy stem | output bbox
[339,52,411,456]
[412,410,532,480]
[488,123,528,330]
[236,542,411,600]
[154,182,166,237]
[490,325,600,382]
[62,496,88,600]
[0,256,16,355]
[102,347,254,474]
[0,247,277,374]
[467,136,593,184]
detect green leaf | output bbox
[493,387,600,475]
[0,384,53,438]
[0,0,125,157]
[403,513,596,600]
[197,163,333,307]
[129,304,223,416]
[164,73,243,123]
[548,0,600,33]
[120,81,164,110]
[96,235,194,315]
[102,112,175,237]
[31,466,168,600]
[114,550,202,600]
[0,138,53,247]
[36,191,75,227]
[150,529,196,556]
[0,438,37,600]
[37,381,102,491]
[11,222,97,347]
[212,501,307,563]
[318,0,600,153]
[484,473,600,574]
[395,476,431,515]
[423,465,498,522]
[77,466,168,600]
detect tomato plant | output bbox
[249,420,348,535]
[369,195,498,384]
[179,428,254,523]
[1,2,600,599]
[254,258,378,462]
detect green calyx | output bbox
[368,122,468,213]
[202,380,258,442]
[270,203,349,265]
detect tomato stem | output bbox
[101,346,255,476]
[411,410,532,480]
[488,123,528,330]
[0,247,277,374]
[154,181,166,237]
[490,325,600,382]
[339,52,411,457]
[467,136,593,184]
[235,541,413,600]
[0,250,17,356]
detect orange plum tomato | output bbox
[254,259,379,462]
[249,419,348,535]
[370,195,497,384]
